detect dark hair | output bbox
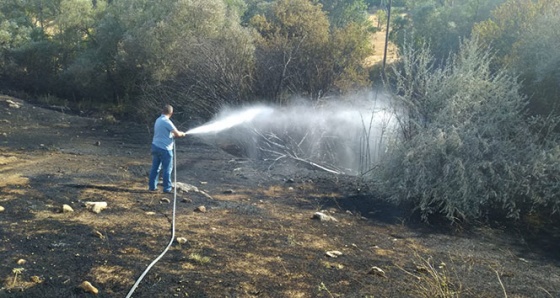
[162,104,173,115]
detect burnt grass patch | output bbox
[1,98,560,297]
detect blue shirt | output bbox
[152,115,177,150]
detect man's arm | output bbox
[171,129,187,138]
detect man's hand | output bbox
[172,129,187,138]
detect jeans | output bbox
[149,144,173,192]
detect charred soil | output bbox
[1,96,559,298]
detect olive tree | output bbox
[376,37,560,223]
[132,0,255,121]
[391,0,505,62]
[0,0,109,99]
[250,0,371,102]
[512,10,560,114]
[317,0,368,28]
[0,10,33,87]
[474,0,560,114]
[250,0,331,101]
[0,0,53,92]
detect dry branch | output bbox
[253,128,346,175]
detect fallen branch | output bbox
[258,146,344,175]
[254,129,346,175]
[173,182,214,200]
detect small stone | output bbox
[79,281,99,295]
[176,237,188,244]
[0,206,4,212]
[94,141,101,146]
[223,189,235,194]
[160,198,171,204]
[195,206,207,213]
[325,251,343,258]
[16,259,26,265]
[62,204,74,213]
[368,266,386,278]
[181,197,192,203]
[145,211,156,215]
[93,230,104,239]
[312,212,338,222]
[5,99,21,108]
[85,202,107,214]
[30,276,42,283]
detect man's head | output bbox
[162,104,173,116]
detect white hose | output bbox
[126,140,178,298]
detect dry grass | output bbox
[398,253,463,298]
[364,14,398,68]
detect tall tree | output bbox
[391,0,504,62]
[0,0,104,96]
[317,0,368,28]
[128,0,255,119]
[474,0,560,114]
[251,0,371,102]
[250,0,330,101]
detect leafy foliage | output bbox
[250,0,331,101]
[0,0,374,121]
[391,0,505,62]
[131,0,256,120]
[250,0,371,102]
[377,38,560,223]
[474,0,560,114]
[513,10,560,114]
[317,0,368,28]
[0,0,108,98]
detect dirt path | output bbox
[365,14,398,68]
[1,97,559,297]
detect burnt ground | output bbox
[0,95,559,298]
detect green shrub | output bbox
[376,37,560,223]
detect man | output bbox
[149,104,187,193]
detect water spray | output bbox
[182,94,397,176]
[185,106,274,135]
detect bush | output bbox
[375,37,560,223]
